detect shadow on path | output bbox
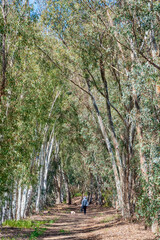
[0,199,156,240]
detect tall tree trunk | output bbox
[54,141,62,204]
[65,177,71,205]
[106,10,150,218]
[99,57,131,218]
[20,187,27,219]
[96,176,102,205]
[85,79,124,215]
[55,171,62,204]
[129,40,149,181]
[41,127,55,206]
[35,92,60,211]
[12,185,17,220]
[89,171,93,204]
[36,147,44,213]
[16,182,22,220]
[149,3,159,232]
[1,193,8,223]
[62,169,71,205]
[24,186,33,218]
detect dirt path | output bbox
[0,199,157,240]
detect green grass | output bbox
[2,218,58,229]
[1,218,58,240]
[29,227,46,240]
[59,229,70,234]
[1,238,16,240]
[47,219,57,224]
[74,192,88,197]
[74,192,82,197]
[1,222,49,240]
[2,219,34,228]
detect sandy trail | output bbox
[0,199,156,240]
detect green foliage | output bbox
[29,227,46,240]
[74,192,82,197]
[2,219,56,228]
[59,229,70,234]
[136,162,160,225]
[102,191,113,208]
[3,219,35,228]
[1,238,16,240]
[47,219,57,224]
[0,0,159,230]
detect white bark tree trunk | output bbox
[36,148,43,213]
[86,82,124,214]
[12,186,17,219]
[21,186,28,219]
[24,186,33,218]
[35,92,60,212]
[1,193,8,223]
[42,127,55,205]
[16,183,22,220]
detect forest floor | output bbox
[0,197,158,240]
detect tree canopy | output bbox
[0,0,159,233]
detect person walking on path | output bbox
[81,196,88,214]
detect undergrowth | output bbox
[74,192,82,197]
[29,227,46,240]
[1,238,16,240]
[2,218,57,228]
[59,229,70,234]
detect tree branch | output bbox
[35,44,63,72]
[138,51,160,71]
[70,79,91,97]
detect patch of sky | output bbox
[29,0,46,15]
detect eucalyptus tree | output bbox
[104,0,160,230]
[41,0,130,217]
[41,0,160,226]
[0,0,159,232]
[0,0,63,222]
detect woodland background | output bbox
[0,0,160,234]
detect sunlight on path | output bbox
[39,203,155,240]
[0,200,156,240]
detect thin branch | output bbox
[48,90,61,118]
[70,79,91,97]
[86,68,127,125]
[35,44,63,72]
[109,101,127,126]
[138,51,160,71]
[108,62,127,76]
[86,69,105,97]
